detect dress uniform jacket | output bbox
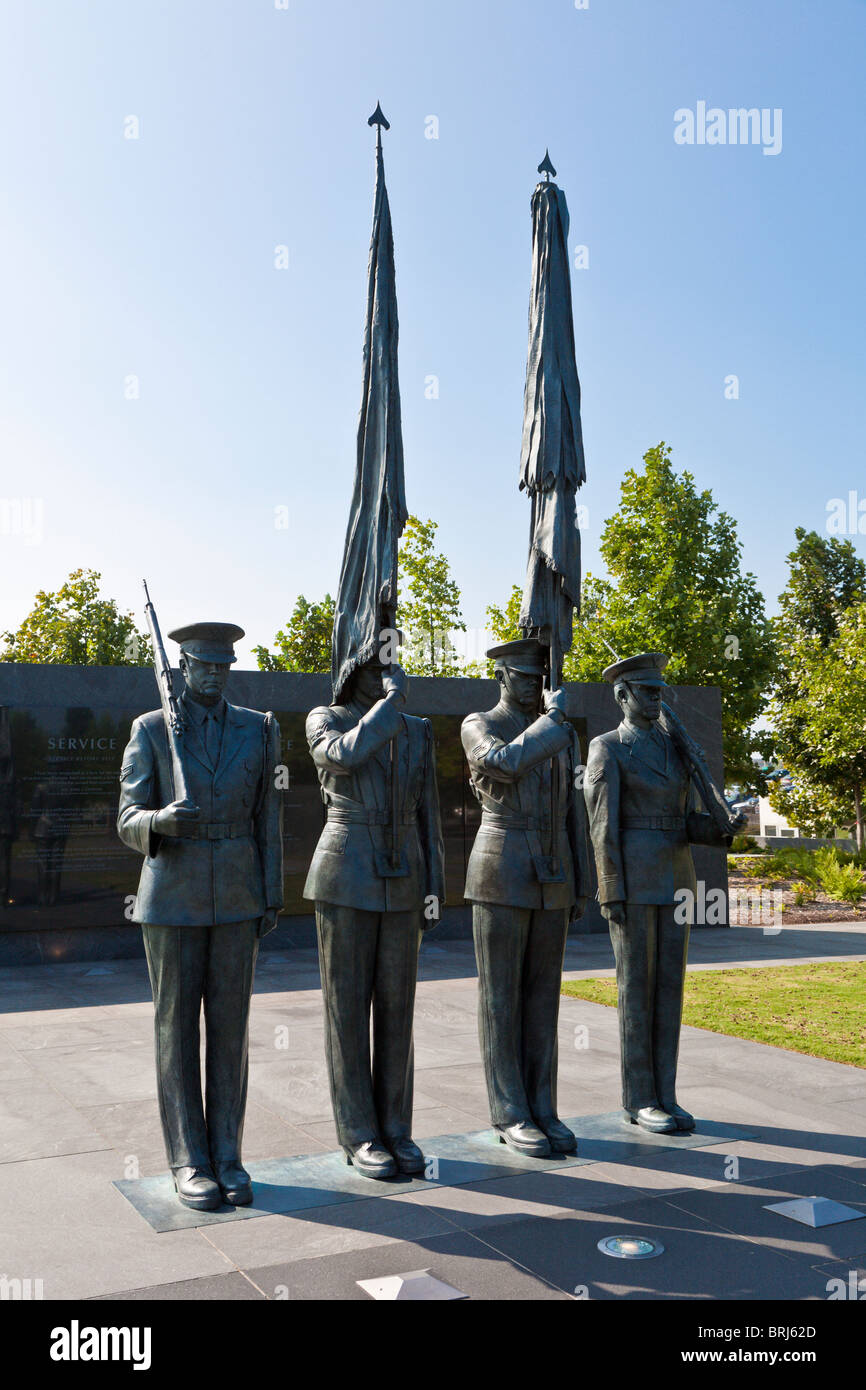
[461,701,589,911]
[584,719,729,907]
[117,696,284,925]
[303,696,445,913]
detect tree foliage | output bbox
[484,445,777,783]
[564,443,777,784]
[769,530,866,847]
[397,516,466,676]
[254,594,335,673]
[1,569,151,666]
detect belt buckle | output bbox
[207,823,221,840]
[374,848,409,878]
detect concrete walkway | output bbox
[0,925,864,1300]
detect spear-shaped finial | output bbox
[368,102,390,151]
[537,149,556,182]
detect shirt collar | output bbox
[182,692,226,726]
[620,717,663,742]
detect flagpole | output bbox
[367,101,401,873]
[517,150,585,886]
[548,623,561,877]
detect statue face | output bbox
[618,680,662,724]
[500,664,544,710]
[351,660,386,704]
[180,654,230,704]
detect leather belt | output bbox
[621,815,685,831]
[189,821,254,840]
[326,808,417,827]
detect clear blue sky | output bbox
[2,0,864,667]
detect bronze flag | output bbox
[331,107,407,702]
[518,159,586,682]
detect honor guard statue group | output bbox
[117,114,741,1209]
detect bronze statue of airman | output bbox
[118,621,284,1210]
[461,639,590,1158]
[584,652,741,1134]
[304,655,445,1180]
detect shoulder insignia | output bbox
[470,735,500,761]
[589,765,605,783]
[119,763,134,783]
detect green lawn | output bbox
[562,961,866,1069]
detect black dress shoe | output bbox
[495,1121,551,1158]
[660,1102,696,1132]
[622,1106,678,1134]
[536,1116,577,1153]
[344,1141,397,1179]
[214,1161,253,1206]
[387,1136,426,1174]
[172,1165,221,1211]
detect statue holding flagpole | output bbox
[460,153,590,1159]
[303,108,446,1181]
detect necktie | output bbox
[205,712,219,761]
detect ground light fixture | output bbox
[597,1235,665,1259]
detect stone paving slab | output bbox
[454,1200,830,1301]
[1,937,864,1299]
[243,1228,573,1302]
[113,1113,754,1233]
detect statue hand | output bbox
[570,896,588,923]
[601,900,626,927]
[382,664,408,703]
[153,801,200,838]
[542,688,567,720]
[258,907,280,938]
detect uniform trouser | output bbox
[472,903,570,1128]
[141,919,259,1170]
[608,903,689,1113]
[315,904,422,1151]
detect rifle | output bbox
[142,581,194,807]
[659,700,741,839]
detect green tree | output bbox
[775,526,866,647]
[768,602,866,849]
[397,516,466,676]
[254,594,335,673]
[486,584,523,645]
[502,443,777,783]
[462,583,525,677]
[1,569,151,665]
[769,530,866,847]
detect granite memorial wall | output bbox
[0,664,728,963]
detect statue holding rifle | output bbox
[117,588,283,1210]
[584,653,745,1134]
